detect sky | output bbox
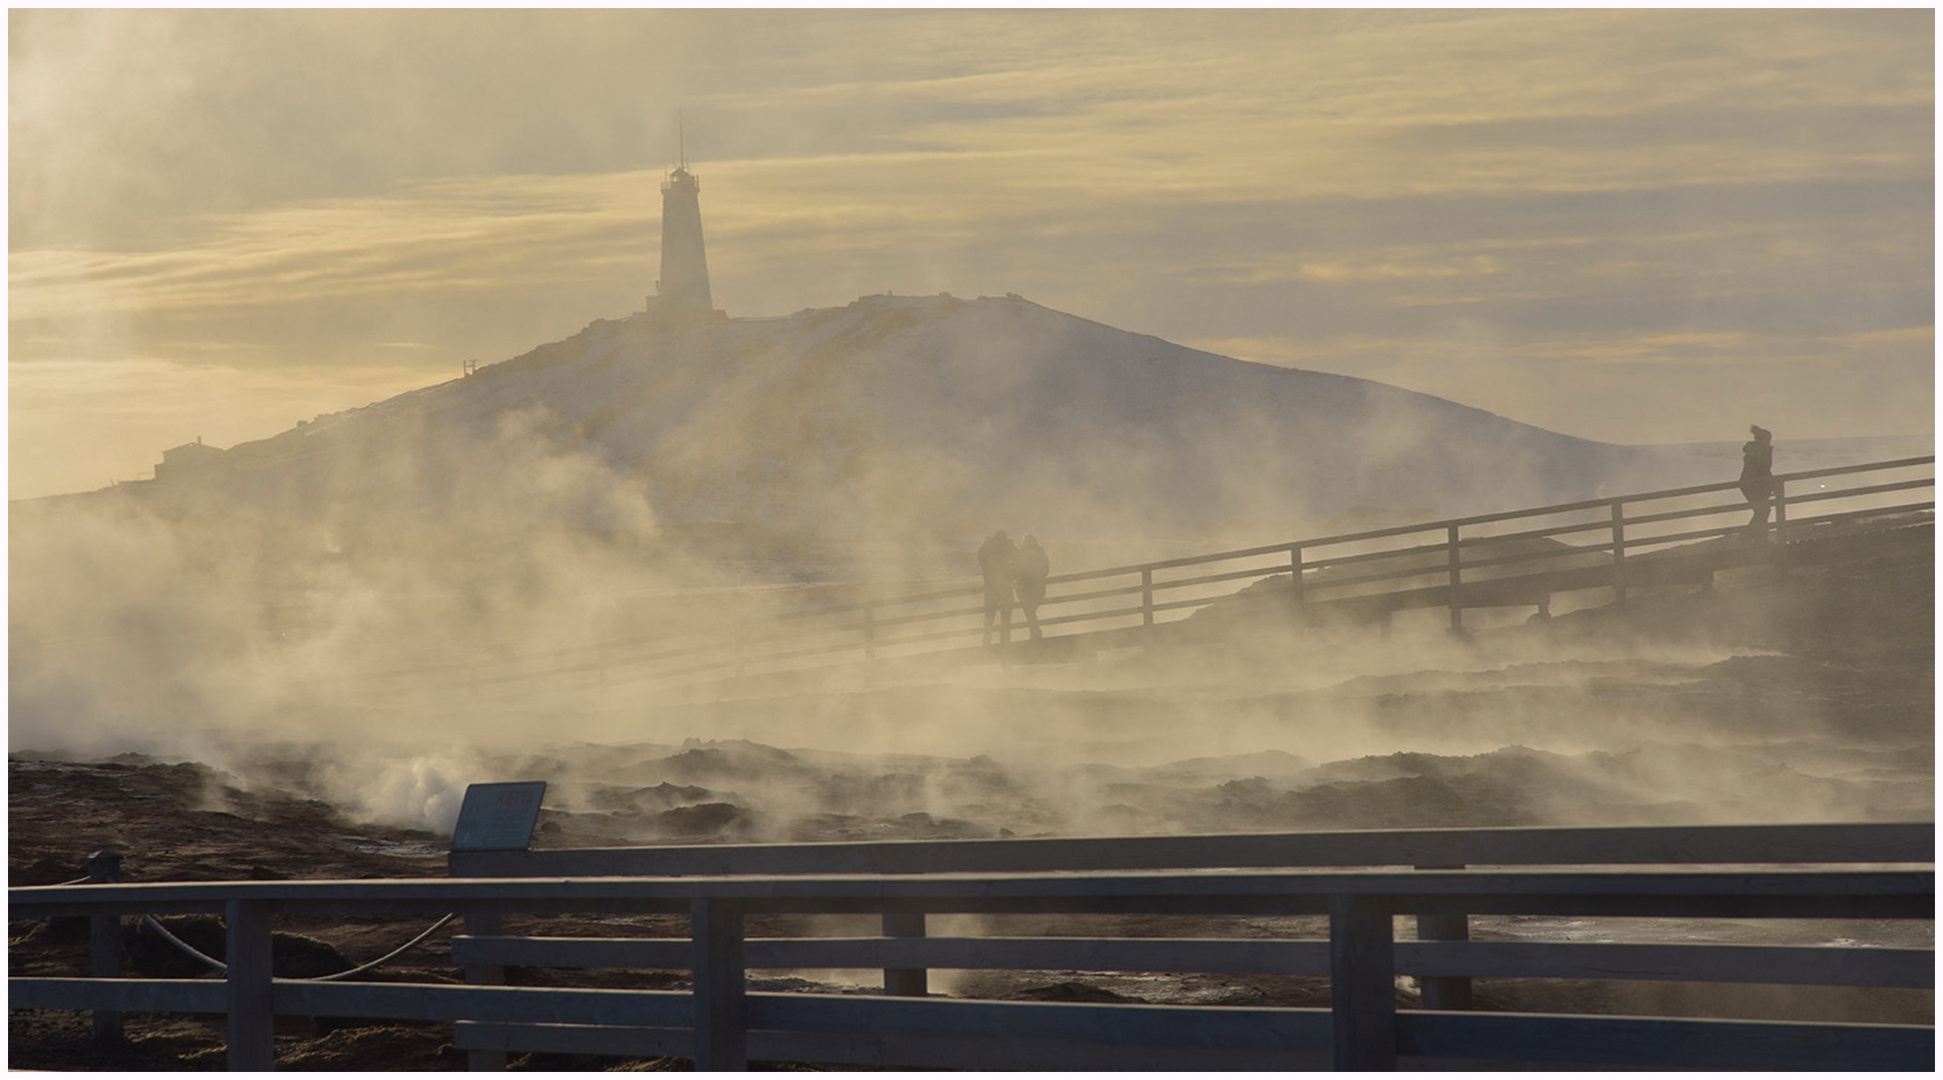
[8,8,1934,500]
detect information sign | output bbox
[451,781,548,851]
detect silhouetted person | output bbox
[1012,535,1050,641]
[1739,424,1776,541]
[977,531,1017,646]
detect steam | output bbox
[9,297,1929,840]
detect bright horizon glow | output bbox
[10,8,1934,499]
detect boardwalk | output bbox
[339,454,1930,696]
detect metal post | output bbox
[1610,500,1628,608]
[86,850,123,1043]
[1772,479,1787,535]
[691,898,748,1071]
[225,898,276,1072]
[1446,525,1463,633]
[882,910,927,996]
[464,908,507,1071]
[1329,893,1398,1070]
[1140,568,1155,627]
[1289,545,1305,613]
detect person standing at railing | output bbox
[1013,535,1051,641]
[978,531,1018,646]
[1740,424,1777,541]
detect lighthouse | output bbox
[654,158,718,318]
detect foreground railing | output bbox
[13,823,1934,1071]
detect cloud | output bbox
[8,357,442,498]
[9,8,1932,497]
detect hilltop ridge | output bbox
[113,293,1670,546]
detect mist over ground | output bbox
[12,467,1930,844]
[9,296,1931,847]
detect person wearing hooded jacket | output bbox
[1012,535,1051,641]
[977,531,1017,646]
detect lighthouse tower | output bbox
[655,157,716,317]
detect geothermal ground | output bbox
[8,532,1933,1070]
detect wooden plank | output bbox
[449,935,1932,990]
[87,849,123,1043]
[9,977,228,1013]
[1414,912,1473,1010]
[464,908,508,1071]
[1329,893,1396,1069]
[454,1021,1331,1071]
[446,822,1935,880]
[1398,1011,1935,1071]
[46,865,1938,906]
[455,1021,692,1059]
[880,911,926,997]
[226,898,275,1072]
[274,980,691,1026]
[89,915,123,1041]
[456,934,1333,974]
[747,993,1332,1054]
[1400,941,1936,989]
[13,868,1935,923]
[457,934,1336,975]
[691,898,747,1070]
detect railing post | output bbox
[1610,500,1628,608]
[225,898,276,1072]
[691,897,748,1071]
[1289,545,1305,613]
[882,910,927,997]
[1772,479,1787,536]
[86,849,124,1044]
[1445,525,1463,633]
[463,908,507,1071]
[1330,892,1397,1070]
[1140,568,1155,627]
[1413,864,1472,1011]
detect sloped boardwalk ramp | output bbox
[344,455,1932,696]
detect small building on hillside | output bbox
[154,437,226,482]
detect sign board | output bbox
[451,781,548,852]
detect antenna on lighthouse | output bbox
[678,112,686,170]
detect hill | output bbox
[113,293,1667,547]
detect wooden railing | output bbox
[15,823,1932,1071]
[739,454,1935,666]
[344,455,1932,697]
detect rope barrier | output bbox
[139,912,456,980]
[141,915,226,974]
[311,912,455,981]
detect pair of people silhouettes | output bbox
[977,531,1050,646]
[1740,424,1777,541]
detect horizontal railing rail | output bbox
[446,821,1936,877]
[448,933,1935,988]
